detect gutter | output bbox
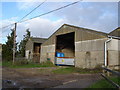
[108,35,120,40]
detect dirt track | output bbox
[2,67,102,88]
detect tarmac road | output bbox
[53,78,99,88]
[2,67,102,89]
[51,73,101,89]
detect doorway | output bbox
[33,43,41,63]
[55,32,75,65]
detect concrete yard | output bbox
[2,67,102,89]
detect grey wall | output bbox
[40,44,55,63]
[25,39,33,60]
[40,25,107,67]
[107,39,120,69]
[40,25,120,69]
[75,38,120,69]
[42,24,107,46]
[75,38,107,68]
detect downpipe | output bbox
[104,37,112,67]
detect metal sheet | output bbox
[55,57,74,65]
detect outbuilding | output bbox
[25,37,47,63]
[40,24,120,69]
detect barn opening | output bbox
[55,32,75,66]
[33,43,41,63]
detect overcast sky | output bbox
[1,0,119,44]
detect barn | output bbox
[40,24,120,69]
[25,37,47,63]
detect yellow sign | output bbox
[62,59,64,62]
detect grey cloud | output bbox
[118,1,120,27]
[16,17,64,42]
[2,2,118,44]
[51,2,118,32]
[15,2,119,43]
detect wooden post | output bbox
[107,66,110,76]
[13,23,17,64]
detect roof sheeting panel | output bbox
[42,24,108,46]
[31,37,47,43]
[109,27,120,37]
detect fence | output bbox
[101,66,120,89]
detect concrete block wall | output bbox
[25,40,33,60]
[75,51,104,68]
[75,38,107,68]
[108,51,119,65]
[107,39,120,68]
[40,38,120,69]
[75,38,106,51]
[40,44,55,63]
[108,39,119,51]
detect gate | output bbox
[101,66,120,89]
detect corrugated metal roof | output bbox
[64,24,108,36]
[109,27,120,37]
[45,24,108,42]
[30,37,47,43]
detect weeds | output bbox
[52,67,102,74]
[2,60,56,68]
[88,77,120,88]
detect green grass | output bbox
[52,67,74,74]
[3,61,102,74]
[0,61,2,66]
[2,60,56,68]
[87,77,120,88]
[52,67,102,74]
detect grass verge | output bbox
[2,60,56,68]
[3,61,102,74]
[52,67,102,74]
[87,76,120,88]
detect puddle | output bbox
[2,78,45,88]
[2,78,62,88]
[2,79,22,88]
